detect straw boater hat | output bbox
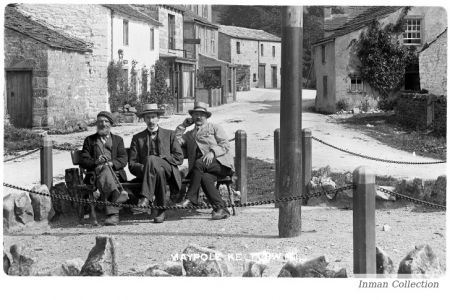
[188,102,211,118]
[137,103,165,118]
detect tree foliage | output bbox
[148,59,174,105]
[197,70,221,89]
[353,19,417,99]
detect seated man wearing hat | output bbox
[128,104,184,223]
[79,111,128,226]
[175,102,234,220]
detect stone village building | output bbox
[218,25,281,89]
[182,5,237,105]
[135,4,197,113]
[312,6,447,113]
[4,4,162,129]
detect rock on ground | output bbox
[278,256,347,278]
[398,244,444,276]
[80,236,118,276]
[143,261,183,276]
[13,192,34,225]
[62,258,85,276]
[395,178,424,199]
[427,176,446,205]
[4,251,11,274]
[182,244,231,277]
[144,264,172,277]
[376,247,394,274]
[52,182,77,218]
[242,260,267,277]
[8,245,35,276]
[3,193,23,232]
[30,184,55,222]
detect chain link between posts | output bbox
[3,182,354,210]
[312,136,446,165]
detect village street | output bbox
[3,88,446,276]
[3,88,446,189]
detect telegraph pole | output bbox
[278,6,303,238]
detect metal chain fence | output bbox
[3,182,354,210]
[312,136,446,165]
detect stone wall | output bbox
[419,30,447,96]
[259,41,281,88]
[17,4,111,121]
[157,6,184,57]
[218,32,231,62]
[4,29,49,128]
[236,64,250,91]
[395,92,446,136]
[229,37,259,88]
[314,41,336,113]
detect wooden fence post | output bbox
[302,128,312,204]
[40,135,53,190]
[274,128,280,208]
[235,130,247,204]
[353,166,376,275]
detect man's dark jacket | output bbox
[128,127,184,190]
[79,133,128,182]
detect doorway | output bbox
[271,65,277,88]
[6,71,33,128]
[258,64,265,88]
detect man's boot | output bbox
[212,207,230,220]
[153,209,166,223]
[104,213,119,226]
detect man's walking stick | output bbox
[96,144,129,203]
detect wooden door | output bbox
[258,64,265,88]
[6,71,33,128]
[271,66,277,88]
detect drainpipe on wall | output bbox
[110,10,114,61]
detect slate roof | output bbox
[218,25,281,42]
[184,9,218,29]
[4,6,92,53]
[324,15,348,31]
[314,6,403,45]
[103,4,162,26]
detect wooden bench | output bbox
[69,148,236,222]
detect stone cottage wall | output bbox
[419,30,447,96]
[229,38,259,88]
[395,92,446,136]
[4,28,49,128]
[17,4,111,120]
[259,41,281,88]
[46,49,94,129]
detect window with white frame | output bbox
[123,20,129,46]
[403,18,422,45]
[349,75,363,92]
[150,27,154,50]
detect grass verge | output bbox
[335,112,446,160]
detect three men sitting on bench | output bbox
[83,102,233,225]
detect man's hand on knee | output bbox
[202,151,215,166]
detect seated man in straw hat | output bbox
[79,111,128,226]
[129,103,184,223]
[175,102,234,220]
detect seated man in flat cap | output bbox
[175,102,234,220]
[128,104,184,223]
[79,111,128,226]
